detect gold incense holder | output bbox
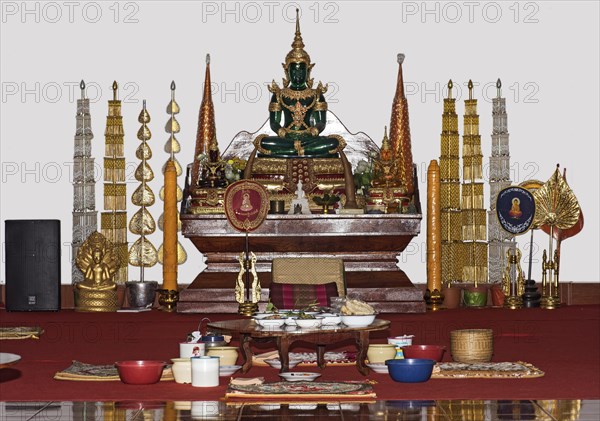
[238,302,258,316]
[157,289,179,312]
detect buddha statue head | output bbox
[282,9,315,89]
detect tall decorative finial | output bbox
[112,81,118,101]
[468,79,473,100]
[284,8,310,68]
[387,52,414,195]
[496,78,502,99]
[80,80,85,99]
[448,79,453,99]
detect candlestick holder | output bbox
[502,248,524,310]
[425,288,443,311]
[540,249,560,309]
[157,289,179,312]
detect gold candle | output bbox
[427,160,442,294]
[162,159,178,291]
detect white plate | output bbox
[255,318,286,328]
[295,317,323,329]
[219,365,242,376]
[0,353,21,368]
[340,314,376,327]
[366,363,389,374]
[279,372,321,382]
[264,358,301,369]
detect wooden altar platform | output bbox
[179,213,425,313]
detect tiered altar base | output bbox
[179,213,425,313]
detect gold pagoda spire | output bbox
[191,54,216,187]
[461,80,488,285]
[439,79,462,285]
[388,53,415,196]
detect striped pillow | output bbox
[269,282,338,309]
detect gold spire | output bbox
[448,79,453,99]
[388,53,415,196]
[284,8,312,69]
[191,53,217,186]
[112,81,118,101]
[468,79,473,100]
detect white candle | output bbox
[191,356,219,387]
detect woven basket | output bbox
[450,329,493,363]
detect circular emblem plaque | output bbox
[496,186,535,235]
[224,180,269,233]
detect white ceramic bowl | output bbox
[366,362,389,374]
[388,335,415,347]
[219,365,242,376]
[279,372,321,382]
[340,314,376,327]
[284,316,297,326]
[295,317,323,329]
[264,358,301,370]
[320,313,342,325]
[255,318,286,328]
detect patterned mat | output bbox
[226,381,376,400]
[54,360,173,382]
[0,326,44,340]
[431,361,544,379]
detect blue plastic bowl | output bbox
[385,358,435,383]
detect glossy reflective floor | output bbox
[0,400,598,420]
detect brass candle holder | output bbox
[502,248,525,310]
[157,289,179,312]
[540,249,560,309]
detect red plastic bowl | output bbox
[401,345,446,362]
[115,360,166,385]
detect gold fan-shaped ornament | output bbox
[136,142,152,160]
[135,161,155,182]
[132,184,156,207]
[167,98,180,114]
[129,237,158,267]
[158,241,187,264]
[165,117,180,134]
[532,167,580,230]
[162,158,183,177]
[129,207,156,235]
[164,134,181,154]
[158,211,182,232]
[159,184,183,202]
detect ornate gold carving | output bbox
[75,232,120,312]
[269,102,281,112]
[282,87,316,101]
[313,101,327,111]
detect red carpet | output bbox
[0,305,598,401]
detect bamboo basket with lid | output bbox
[450,329,493,363]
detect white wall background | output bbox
[1,1,598,285]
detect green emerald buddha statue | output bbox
[254,10,343,158]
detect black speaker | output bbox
[5,220,61,311]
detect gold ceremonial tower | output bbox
[388,53,415,196]
[101,82,128,283]
[191,54,216,188]
[439,80,463,284]
[461,80,488,284]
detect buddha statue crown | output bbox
[283,9,315,73]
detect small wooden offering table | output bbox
[207,319,390,375]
